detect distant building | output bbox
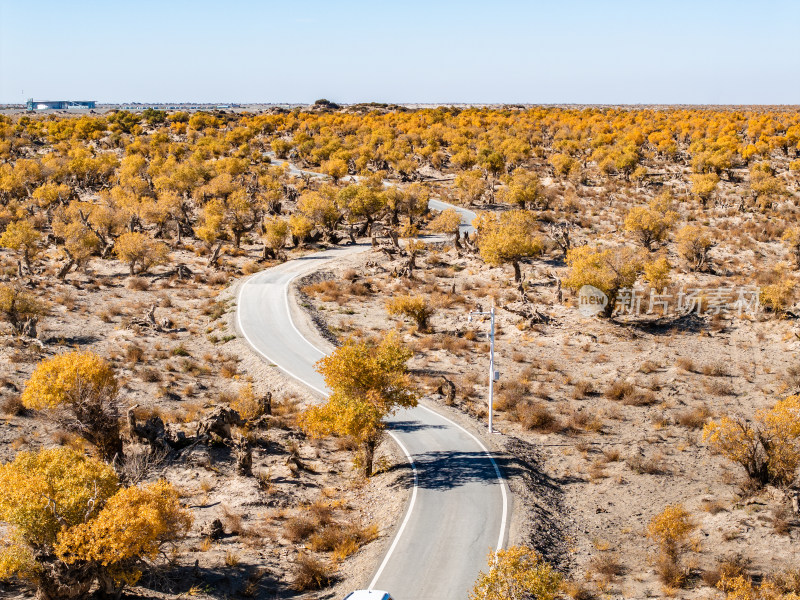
[26,99,96,111]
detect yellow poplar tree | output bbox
[469,546,562,600]
[429,208,463,248]
[0,448,190,599]
[21,351,122,461]
[0,219,41,273]
[563,245,644,317]
[473,210,544,282]
[623,195,678,251]
[703,395,800,486]
[114,231,169,275]
[299,333,417,476]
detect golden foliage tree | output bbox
[0,448,190,600]
[21,351,122,461]
[297,189,341,240]
[623,195,678,251]
[0,219,41,273]
[643,257,671,292]
[469,546,562,600]
[563,245,644,317]
[473,210,544,282]
[51,219,100,280]
[703,395,800,486]
[262,216,290,260]
[55,480,192,594]
[676,225,715,272]
[690,173,720,206]
[114,231,169,275]
[299,334,417,476]
[428,208,462,247]
[647,504,697,586]
[497,169,543,210]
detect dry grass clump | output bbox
[308,522,378,558]
[302,280,343,303]
[588,552,625,581]
[605,381,635,401]
[283,516,317,543]
[701,554,749,588]
[676,405,711,429]
[701,362,729,377]
[571,380,595,399]
[230,384,269,421]
[125,343,145,364]
[605,381,655,406]
[626,453,667,475]
[701,499,727,514]
[514,401,559,432]
[127,276,150,291]
[495,380,528,412]
[566,409,604,433]
[1,394,25,416]
[675,357,697,373]
[291,554,335,591]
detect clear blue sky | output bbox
[1,0,798,105]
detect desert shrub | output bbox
[21,350,122,461]
[627,454,667,475]
[643,256,672,292]
[291,554,334,591]
[703,395,800,486]
[0,448,190,599]
[469,545,562,600]
[676,405,711,429]
[231,384,270,421]
[495,381,528,411]
[783,226,800,268]
[647,504,697,587]
[1,394,24,416]
[589,552,625,580]
[283,517,316,542]
[715,572,800,600]
[126,276,149,291]
[386,294,435,331]
[605,381,635,401]
[515,401,558,432]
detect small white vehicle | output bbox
[343,591,393,600]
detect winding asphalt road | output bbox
[236,178,509,599]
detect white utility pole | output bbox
[469,305,498,433]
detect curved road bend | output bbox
[237,173,506,599]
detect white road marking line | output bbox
[236,275,328,396]
[367,431,419,591]
[418,405,509,552]
[239,267,425,591]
